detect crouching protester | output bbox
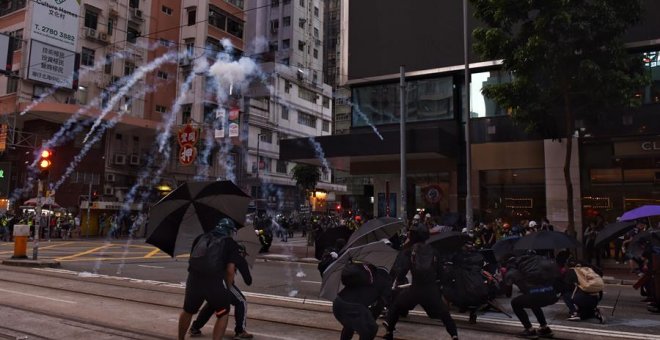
[333,262,392,340]
[178,219,243,340]
[562,257,605,323]
[504,252,560,339]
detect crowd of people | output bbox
[0,211,80,241]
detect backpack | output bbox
[341,262,374,288]
[189,233,228,277]
[444,266,490,307]
[411,243,438,284]
[573,266,604,294]
[517,255,560,286]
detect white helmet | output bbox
[529,221,538,228]
[413,214,421,220]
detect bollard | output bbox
[12,224,29,259]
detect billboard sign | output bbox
[27,39,78,89]
[0,34,12,74]
[30,0,81,51]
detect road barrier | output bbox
[12,224,29,259]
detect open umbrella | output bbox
[620,205,660,221]
[236,225,261,268]
[491,236,522,262]
[320,240,398,301]
[426,231,472,254]
[594,221,637,248]
[514,230,581,250]
[145,180,251,257]
[341,217,405,252]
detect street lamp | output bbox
[463,0,473,230]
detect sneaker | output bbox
[189,328,202,337]
[567,313,580,321]
[517,328,538,339]
[537,326,554,338]
[234,331,254,339]
[595,309,606,324]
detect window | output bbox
[276,160,287,173]
[283,0,291,4]
[260,157,272,173]
[298,18,305,29]
[283,16,291,27]
[182,104,192,124]
[188,8,196,26]
[162,5,173,15]
[107,19,114,36]
[127,26,140,44]
[298,40,305,51]
[185,38,195,55]
[104,54,112,74]
[470,71,512,117]
[157,71,168,80]
[225,0,244,9]
[271,0,279,7]
[314,6,319,16]
[323,96,330,108]
[298,111,317,128]
[81,48,95,67]
[270,19,279,33]
[281,105,289,119]
[156,105,167,113]
[314,27,319,38]
[84,10,98,30]
[282,39,290,49]
[284,80,291,93]
[9,29,22,51]
[124,61,135,76]
[6,76,18,94]
[313,49,318,59]
[299,0,305,7]
[159,38,172,47]
[209,6,227,30]
[260,130,272,143]
[116,133,123,140]
[227,18,244,38]
[298,87,318,103]
[313,71,318,83]
[282,58,289,66]
[129,0,139,8]
[322,120,330,132]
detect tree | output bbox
[291,163,321,203]
[470,0,648,235]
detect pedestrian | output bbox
[504,253,559,339]
[177,218,243,340]
[190,243,254,339]
[332,262,392,340]
[584,221,599,267]
[540,218,554,231]
[561,257,605,323]
[384,223,459,340]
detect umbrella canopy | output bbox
[491,236,522,262]
[426,231,472,254]
[315,226,353,260]
[320,240,398,301]
[514,230,581,250]
[594,221,637,248]
[146,180,251,257]
[341,217,405,252]
[236,225,261,268]
[23,197,61,209]
[620,205,660,221]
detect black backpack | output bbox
[411,243,438,284]
[341,262,374,288]
[517,254,560,286]
[189,233,228,277]
[445,267,490,307]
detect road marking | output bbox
[55,244,113,261]
[137,264,165,269]
[0,287,77,304]
[301,280,321,284]
[144,248,161,258]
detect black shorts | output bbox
[183,275,231,317]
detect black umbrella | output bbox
[594,221,637,249]
[146,180,251,257]
[514,230,581,250]
[491,236,522,262]
[315,226,353,260]
[341,217,405,252]
[426,231,472,254]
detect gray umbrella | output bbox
[236,225,261,268]
[320,240,398,301]
[341,217,405,252]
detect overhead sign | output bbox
[0,34,12,74]
[30,0,81,51]
[27,39,78,88]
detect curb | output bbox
[2,259,61,268]
[258,254,319,264]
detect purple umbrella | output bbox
[620,205,660,221]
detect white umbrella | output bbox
[236,225,261,268]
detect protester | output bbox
[561,257,605,323]
[384,224,459,340]
[178,218,243,340]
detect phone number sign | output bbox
[30,0,80,50]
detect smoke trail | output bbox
[308,137,330,175]
[194,128,216,180]
[349,102,384,141]
[83,52,178,143]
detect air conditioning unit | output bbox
[105,173,116,183]
[130,8,144,20]
[114,153,126,165]
[84,27,97,39]
[109,8,118,17]
[104,186,114,195]
[178,56,191,67]
[129,154,140,165]
[97,32,109,43]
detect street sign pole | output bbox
[86,181,92,238]
[32,179,42,260]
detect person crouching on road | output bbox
[178,218,243,340]
[561,257,605,323]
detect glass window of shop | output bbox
[479,168,546,223]
[640,51,660,105]
[470,71,512,117]
[352,76,453,127]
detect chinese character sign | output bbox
[27,40,77,88]
[179,145,197,166]
[228,108,240,138]
[177,124,199,166]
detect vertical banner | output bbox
[228,108,240,138]
[177,124,199,166]
[214,108,226,139]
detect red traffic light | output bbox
[41,150,52,158]
[37,149,53,175]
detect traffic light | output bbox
[37,149,52,179]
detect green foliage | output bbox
[471,0,648,137]
[291,163,321,193]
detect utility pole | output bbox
[256,133,263,197]
[33,179,42,260]
[463,0,473,230]
[399,66,407,222]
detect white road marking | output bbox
[0,287,77,304]
[137,265,165,269]
[300,280,321,284]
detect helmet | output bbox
[528,221,538,228]
[413,214,421,220]
[408,223,430,243]
[425,213,431,219]
[213,218,237,236]
[502,223,511,230]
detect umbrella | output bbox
[594,221,637,248]
[320,240,398,301]
[22,197,61,209]
[491,236,522,262]
[236,225,261,268]
[341,217,405,252]
[620,205,660,221]
[426,231,472,254]
[145,180,251,257]
[514,230,581,250]
[315,226,353,260]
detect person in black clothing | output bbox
[190,244,254,338]
[384,224,459,340]
[332,264,392,340]
[561,257,604,323]
[178,219,243,340]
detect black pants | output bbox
[386,284,457,337]
[511,292,558,329]
[573,290,599,320]
[192,284,247,334]
[333,296,378,340]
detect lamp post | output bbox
[256,133,263,197]
[463,0,473,230]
